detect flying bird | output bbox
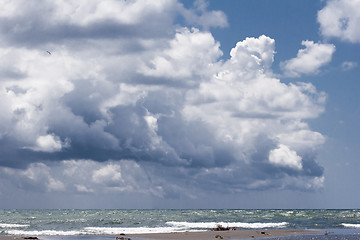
[46,51,51,55]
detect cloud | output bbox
[280,40,336,77]
[341,61,358,71]
[140,27,223,83]
[318,0,360,43]
[0,0,327,204]
[30,134,69,152]
[229,35,275,71]
[0,162,65,192]
[92,164,123,185]
[0,0,176,44]
[269,144,303,170]
[180,0,228,29]
[0,0,226,48]
[0,160,161,196]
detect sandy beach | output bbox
[0,229,324,240]
[127,229,323,240]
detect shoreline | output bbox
[0,229,324,240]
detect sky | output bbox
[0,0,359,209]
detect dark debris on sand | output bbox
[214,224,236,231]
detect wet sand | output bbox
[0,229,324,240]
[128,229,323,240]
[0,238,41,240]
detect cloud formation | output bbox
[318,0,360,43]
[341,61,358,71]
[0,0,327,202]
[280,40,336,77]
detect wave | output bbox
[5,230,87,236]
[342,223,360,228]
[4,222,288,236]
[166,221,289,229]
[0,223,30,228]
[84,227,190,234]
[5,227,194,236]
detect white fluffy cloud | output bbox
[0,0,327,204]
[140,27,222,82]
[318,0,360,43]
[32,134,68,152]
[280,40,336,77]
[269,144,303,170]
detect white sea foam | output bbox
[6,226,205,236]
[5,230,86,236]
[280,211,294,217]
[84,226,191,234]
[166,221,288,229]
[342,223,360,228]
[0,223,30,228]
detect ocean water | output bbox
[1,209,360,237]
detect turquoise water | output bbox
[1,209,360,236]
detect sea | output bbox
[1,209,360,239]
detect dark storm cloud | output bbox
[0,18,173,47]
[0,0,226,48]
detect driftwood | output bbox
[116,236,131,240]
[214,224,236,231]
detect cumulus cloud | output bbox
[318,0,360,43]
[140,27,222,82]
[0,160,161,196]
[269,144,303,170]
[280,40,336,77]
[1,162,65,192]
[0,0,226,48]
[0,0,327,203]
[30,134,69,152]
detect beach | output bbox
[0,229,324,240]
[128,229,323,240]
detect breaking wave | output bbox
[166,221,289,229]
[84,227,190,234]
[6,227,194,236]
[342,223,360,228]
[5,230,86,236]
[0,223,30,228]
[4,222,288,236]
